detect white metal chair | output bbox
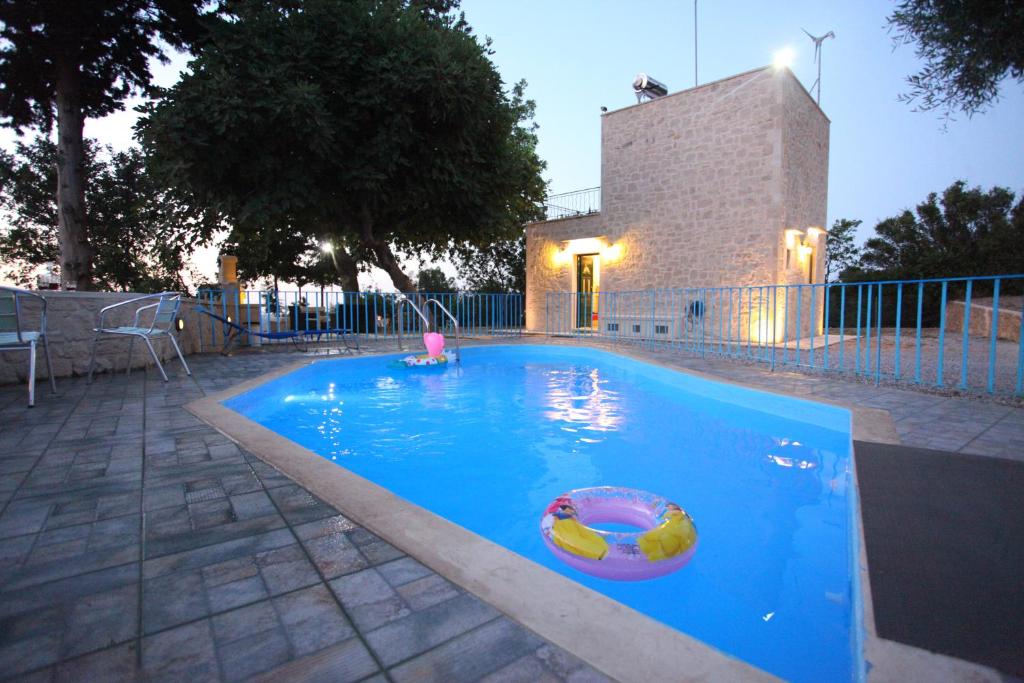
[87,292,191,383]
[0,286,57,407]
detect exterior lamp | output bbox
[321,241,333,254]
[600,242,624,263]
[772,47,795,70]
[176,318,185,331]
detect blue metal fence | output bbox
[545,275,1024,397]
[195,289,523,350]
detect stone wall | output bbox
[0,291,210,386]
[945,299,1022,343]
[525,66,830,339]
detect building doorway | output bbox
[575,253,600,329]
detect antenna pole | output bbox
[693,0,698,87]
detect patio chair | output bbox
[0,286,57,407]
[195,306,358,355]
[87,292,191,383]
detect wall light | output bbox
[806,226,826,240]
[176,318,185,331]
[600,242,624,263]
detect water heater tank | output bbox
[632,73,668,102]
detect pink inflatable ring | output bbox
[540,487,698,581]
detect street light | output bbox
[321,241,333,254]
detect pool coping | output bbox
[185,342,1006,683]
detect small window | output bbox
[632,324,641,333]
[607,323,619,332]
[655,324,668,334]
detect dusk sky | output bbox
[3,0,1021,286]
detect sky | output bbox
[3,0,1022,288]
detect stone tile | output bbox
[143,569,208,634]
[359,539,404,566]
[376,556,434,587]
[274,584,355,656]
[396,574,460,611]
[364,593,499,667]
[254,542,320,594]
[389,616,541,682]
[293,514,358,541]
[0,500,51,539]
[218,625,291,682]
[54,641,138,683]
[188,497,236,529]
[211,599,279,644]
[142,528,295,580]
[479,652,560,683]
[141,619,220,683]
[229,490,276,520]
[247,637,379,683]
[0,563,138,620]
[145,511,287,559]
[329,568,409,633]
[62,582,138,658]
[0,630,61,678]
[299,528,367,579]
[267,484,337,525]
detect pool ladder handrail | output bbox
[396,294,431,353]
[423,298,460,364]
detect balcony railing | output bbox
[542,187,601,220]
[545,274,1024,398]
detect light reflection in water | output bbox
[542,367,622,440]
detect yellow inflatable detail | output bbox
[551,516,610,560]
[637,507,697,562]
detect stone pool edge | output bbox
[186,343,1004,683]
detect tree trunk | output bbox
[358,207,415,292]
[54,59,93,290]
[333,247,361,292]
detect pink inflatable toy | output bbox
[423,332,445,357]
[540,487,697,581]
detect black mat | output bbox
[854,441,1024,677]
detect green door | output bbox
[576,254,595,329]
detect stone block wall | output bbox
[525,66,830,340]
[945,299,1022,343]
[0,291,210,386]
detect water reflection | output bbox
[542,366,623,438]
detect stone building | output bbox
[525,66,829,342]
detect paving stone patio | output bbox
[1,337,1021,682]
[0,347,612,682]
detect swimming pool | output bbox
[225,345,860,681]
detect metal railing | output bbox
[542,187,601,220]
[194,288,523,351]
[545,275,1024,397]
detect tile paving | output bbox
[0,347,611,682]
[0,336,1021,682]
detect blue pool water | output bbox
[226,345,859,681]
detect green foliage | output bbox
[0,1,210,128]
[0,136,211,291]
[889,0,1024,117]
[825,218,861,282]
[138,0,546,292]
[416,267,455,293]
[854,181,1024,280]
[454,233,526,293]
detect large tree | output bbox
[0,137,211,291]
[0,0,212,289]
[855,181,1024,279]
[825,218,861,282]
[138,0,546,293]
[889,0,1024,118]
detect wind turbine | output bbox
[802,29,835,105]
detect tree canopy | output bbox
[848,181,1024,280]
[889,0,1024,118]
[825,218,861,282]
[0,137,211,291]
[138,0,546,293]
[0,0,213,289]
